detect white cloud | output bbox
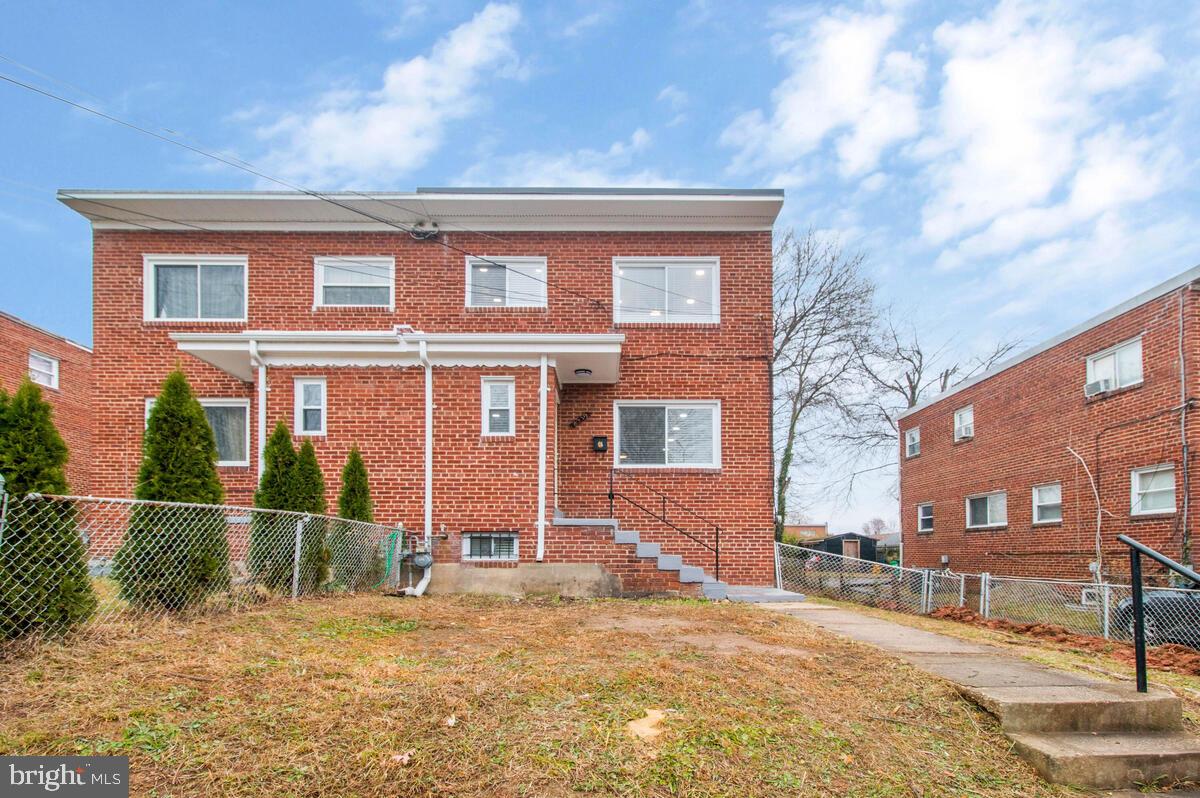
[918,1,1165,247]
[560,9,609,38]
[254,3,522,187]
[720,8,923,180]
[657,84,689,126]
[459,129,681,187]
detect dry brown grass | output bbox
[0,595,1081,797]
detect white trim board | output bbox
[898,262,1200,420]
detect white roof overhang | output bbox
[58,188,784,232]
[171,330,625,384]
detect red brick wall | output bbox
[0,313,92,494]
[899,285,1200,582]
[91,229,774,585]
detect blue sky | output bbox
[3,0,1199,526]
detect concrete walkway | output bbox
[763,601,1200,791]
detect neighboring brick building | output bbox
[898,265,1200,581]
[61,187,782,595]
[0,310,93,494]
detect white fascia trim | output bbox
[899,262,1200,420]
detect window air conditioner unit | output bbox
[1084,379,1112,397]
[957,424,973,439]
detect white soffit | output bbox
[171,331,625,383]
[58,187,784,232]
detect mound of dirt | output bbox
[928,606,1200,676]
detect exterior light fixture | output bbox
[574,368,593,377]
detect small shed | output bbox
[804,532,878,562]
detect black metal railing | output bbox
[558,468,722,581]
[1117,534,1200,692]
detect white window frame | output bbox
[1086,336,1143,394]
[142,254,248,322]
[313,256,395,310]
[481,377,516,436]
[1032,482,1063,525]
[146,397,251,467]
[294,378,327,436]
[916,502,933,533]
[613,400,722,469]
[461,532,519,562]
[953,405,974,441]
[464,256,548,308]
[28,350,59,390]
[612,256,721,324]
[965,490,1007,529]
[1131,464,1175,517]
[905,427,920,458]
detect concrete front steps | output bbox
[552,517,728,599]
[765,602,1200,790]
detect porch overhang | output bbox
[170,329,625,383]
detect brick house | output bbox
[898,265,1200,581]
[61,187,782,597]
[0,310,93,494]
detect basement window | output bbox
[965,491,1006,529]
[466,257,547,307]
[462,532,518,561]
[28,351,59,389]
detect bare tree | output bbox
[860,517,894,537]
[833,314,1020,497]
[773,230,876,537]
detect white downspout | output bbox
[402,339,435,597]
[536,355,548,561]
[249,340,267,478]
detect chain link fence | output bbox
[777,543,1200,650]
[0,492,408,650]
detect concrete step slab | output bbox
[957,682,1181,733]
[1008,731,1200,790]
[635,542,660,558]
[657,554,683,571]
[613,530,640,545]
[725,587,808,603]
[702,581,728,600]
[677,566,705,583]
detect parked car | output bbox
[1114,587,1200,648]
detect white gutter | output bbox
[249,339,267,478]
[536,355,548,561]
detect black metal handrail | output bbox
[1117,534,1200,692]
[556,469,721,581]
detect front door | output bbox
[843,539,860,559]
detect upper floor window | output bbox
[314,256,394,309]
[966,491,1006,529]
[1131,464,1175,516]
[615,401,720,468]
[1033,483,1062,524]
[145,397,249,466]
[905,427,920,458]
[916,502,933,533]
[613,257,719,324]
[481,377,515,436]
[28,351,59,389]
[144,255,246,322]
[466,257,547,308]
[953,405,974,441]
[295,378,327,436]
[1086,337,1142,396]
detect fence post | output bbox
[920,570,931,614]
[0,473,7,546]
[958,573,966,608]
[980,572,991,618]
[291,515,306,600]
[774,542,782,590]
[1101,583,1111,640]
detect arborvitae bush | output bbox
[291,441,330,594]
[112,370,230,612]
[328,447,383,590]
[0,381,97,639]
[248,421,299,592]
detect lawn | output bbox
[0,595,1079,797]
